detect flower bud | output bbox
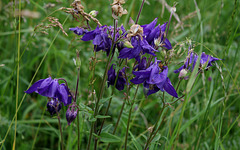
[123,40,133,48]
[89,10,99,17]
[47,98,62,116]
[66,105,78,125]
[178,69,188,78]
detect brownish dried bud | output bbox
[127,24,143,39]
[111,0,127,19]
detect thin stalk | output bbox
[124,85,139,150]
[125,104,133,150]
[13,0,21,149]
[135,0,146,24]
[57,111,64,150]
[144,92,166,150]
[87,19,117,150]
[75,68,81,150]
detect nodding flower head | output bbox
[25,77,72,106]
[47,98,62,116]
[107,64,126,91]
[66,104,78,125]
[131,58,178,98]
[69,27,88,36]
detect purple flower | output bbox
[118,36,157,62]
[141,18,172,49]
[107,64,126,91]
[69,27,88,36]
[200,52,220,68]
[47,98,62,116]
[25,77,59,98]
[174,50,220,73]
[131,58,178,97]
[81,26,113,56]
[56,83,72,106]
[66,104,78,125]
[25,77,72,106]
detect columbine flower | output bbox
[174,50,220,74]
[56,83,72,106]
[81,26,113,55]
[141,18,171,49]
[25,77,72,106]
[107,64,126,91]
[118,36,157,62]
[66,104,78,125]
[131,58,178,97]
[133,57,147,71]
[69,27,88,36]
[47,98,62,116]
[25,77,59,98]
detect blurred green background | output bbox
[0,0,239,149]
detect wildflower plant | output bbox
[21,0,222,149]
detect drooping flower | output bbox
[47,98,62,116]
[56,83,72,106]
[69,27,88,36]
[25,77,72,106]
[66,104,78,125]
[174,50,220,74]
[107,64,126,91]
[133,57,147,71]
[118,36,157,62]
[25,77,59,98]
[81,25,113,56]
[131,58,178,97]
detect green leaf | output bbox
[102,124,113,133]
[99,132,121,143]
[95,115,111,119]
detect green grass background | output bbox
[0,0,239,149]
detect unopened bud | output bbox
[179,69,188,78]
[89,10,98,17]
[123,40,133,48]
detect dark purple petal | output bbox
[47,99,62,116]
[37,79,59,97]
[66,106,78,125]
[81,30,96,41]
[69,27,87,35]
[25,79,45,94]
[163,78,178,98]
[163,38,172,49]
[56,83,72,106]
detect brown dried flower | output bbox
[111,0,127,19]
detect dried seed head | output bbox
[111,0,127,19]
[127,24,143,39]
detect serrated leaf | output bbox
[99,132,121,143]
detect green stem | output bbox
[57,111,64,150]
[75,67,81,150]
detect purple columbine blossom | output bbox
[118,36,157,62]
[174,50,220,73]
[141,18,172,49]
[66,104,78,125]
[107,64,126,91]
[131,58,178,97]
[69,27,88,36]
[47,98,62,116]
[81,25,113,56]
[25,77,72,106]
